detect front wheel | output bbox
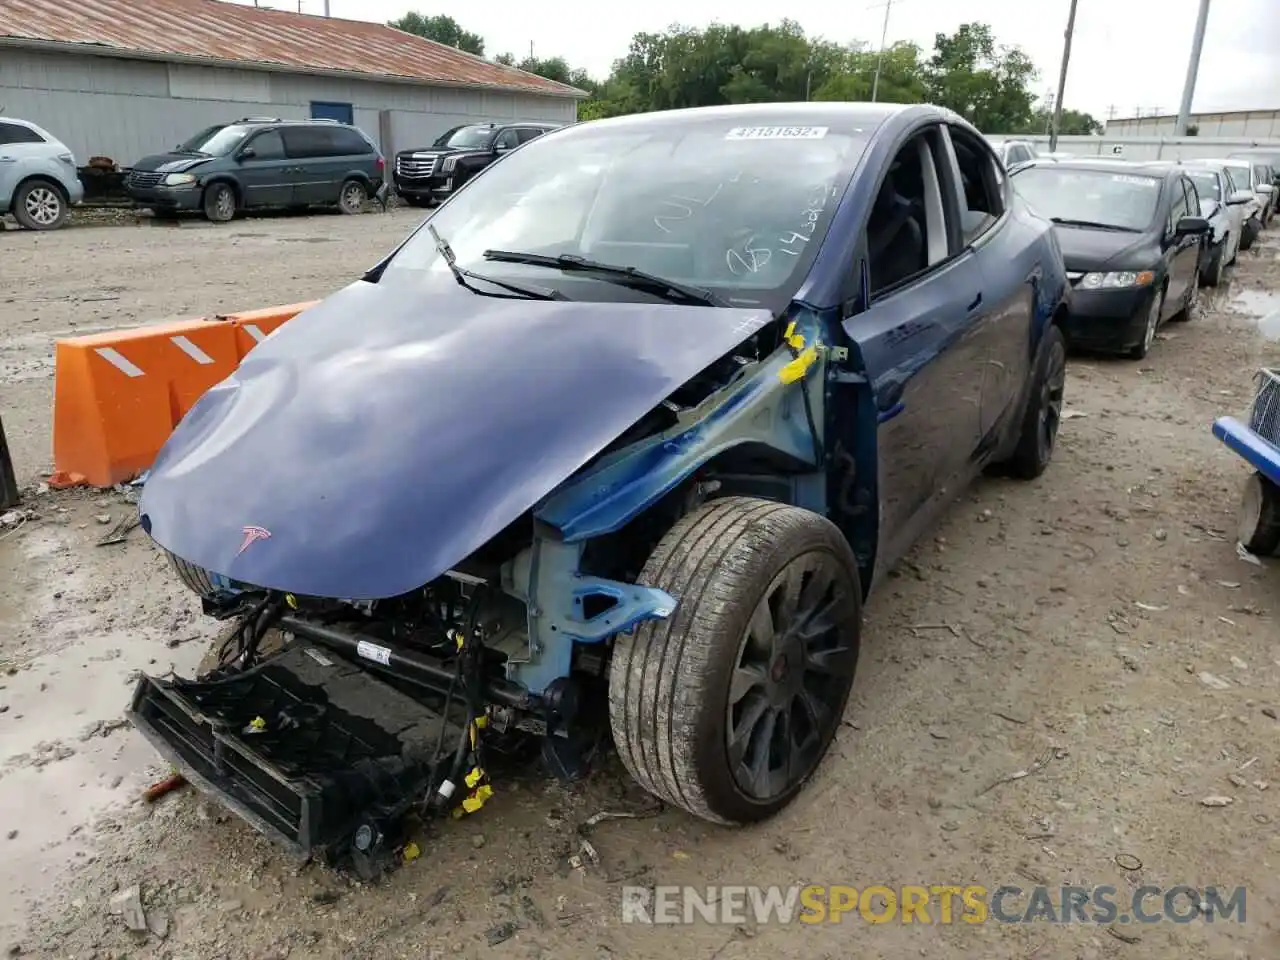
[1238,472,1280,556]
[203,183,236,222]
[1128,288,1164,360]
[609,497,862,825]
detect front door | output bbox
[839,125,987,572]
[234,129,292,208]
[1164,177,1200,314]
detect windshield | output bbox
[1225,164,1255,189]
[433,125,495,150]
[382,119,870,307]
[1012,167,1162,231]
[177,124,252,156]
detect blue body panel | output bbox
[1213,416,1280,486]
[139,276,770,600]
[142,101,1070,694]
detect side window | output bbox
[865,127,949,298]
[244,129,285,160]
[946,126,1005,244]
[0,122,45,145]
[515,127,544,145]
[331,127,373,155]
[1182,178,1199,216]
[1166,180,1189,233]
[494,129,520,151]
[282,127,331,159]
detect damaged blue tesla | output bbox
[130,102,1070,875]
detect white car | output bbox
[1210,157,1273,235]
[1207,158,1266,250]
[1178,161,1251,284]
[0,116,83,230]
[985,137,1040,171]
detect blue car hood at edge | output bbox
[140,276,772,600]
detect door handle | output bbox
[966,292,983,312]
[0,156,15,163]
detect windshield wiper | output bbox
[428,225,568,301]
[481,250,728,307]
[1050,217,1138,232]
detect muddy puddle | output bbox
[1228,287,1280,340]
[0,508,213,943]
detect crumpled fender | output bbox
[139,273,772,599]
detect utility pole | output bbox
[1175,0,1211,135]
[1048,0,1078,153]
[869,0,895,103]
[324,0,330,15]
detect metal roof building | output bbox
[0,0,585,164]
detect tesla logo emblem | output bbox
[237,525,271,555]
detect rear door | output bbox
[940,123,1036,449]
[840,122,987,568]
[0,121,48,209]
[282,126,340,204]
[234,128,292,208]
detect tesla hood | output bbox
[140,275,772,600]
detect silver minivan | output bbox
[0,117,84,230]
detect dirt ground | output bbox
[1,209,1278,960]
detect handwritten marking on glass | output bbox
[654,182,726,233]
[726,235,772,275]
[780,183,833,257]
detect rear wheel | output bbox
[12,179,68,230]
[1201,242,1226,288]
[999,324,1067,480]
[338,179,368,215]
[1172,273,1200,322]
[609,497,862,825]
[1238,472,1280,557]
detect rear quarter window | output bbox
[0,122,46,145]
[331,127,373,155]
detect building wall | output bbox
[0,47,577,165]
[1106,110,1280,138]
[1015,134,1280,162]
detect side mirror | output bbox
[494,142,510,153]
[237,147,256,161]
[1228,189,1255,205]
[1257,182,1275,195]
[1175,215,1210,236]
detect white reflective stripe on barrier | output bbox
[94,347,145,378]
[243,324,267,343]
[170,336,215,365]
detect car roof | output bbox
[1018,157,1173,179]
[580,100,916,134]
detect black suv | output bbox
[126,118,385,222]
[393,122,561,206]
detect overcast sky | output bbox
[237,0,1279,120]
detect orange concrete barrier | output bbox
[217,301,318,359]
[51,301,317,488]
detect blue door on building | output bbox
[310,101,354,124]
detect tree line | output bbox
[388,13,1104,137]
